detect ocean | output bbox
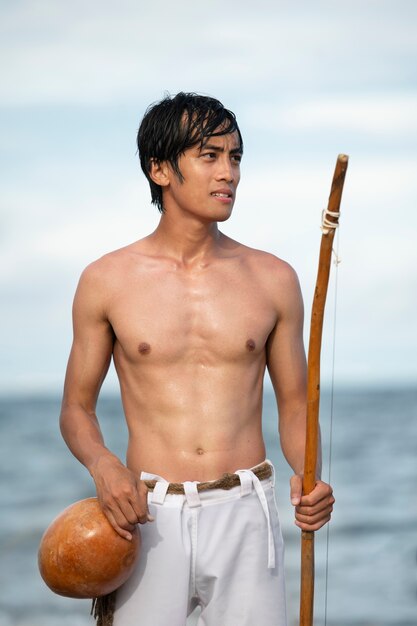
[0,387,416,626]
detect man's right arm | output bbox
[60,263,151,540]
[265,258,334,531]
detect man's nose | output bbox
[216,158,234,182]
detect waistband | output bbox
[142,460,276,569]
[144,460,273,495]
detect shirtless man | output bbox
[60,92,334,626]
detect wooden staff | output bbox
[299,154,349,626]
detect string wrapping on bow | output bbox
[321,208,341,234]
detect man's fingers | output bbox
[115,497,151,526]
[295,514,332,532]
[93,464,154,531]
[106,480,151,525]
[119,500,145,526]
[102,507,135,541]
[300,481,334,507]
[295,493,334,530]
[295,500,334,523]
[296,494,335,517]
[290,474,303,506]
[100,492,142,535]
[294,502,334,531]
[292,479,335,531]
[128,481,153,524]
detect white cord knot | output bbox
[321,208,340,235]
[332,249,341,266]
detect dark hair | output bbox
[137,92,243,212]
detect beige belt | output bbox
[144,461,272,495]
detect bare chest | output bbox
[108,265,277,365]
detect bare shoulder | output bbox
[223,237,303,322]
[79,239,145,284]
[229,237,300,290]
[74,240,145,310]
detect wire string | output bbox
[323,225,340,626]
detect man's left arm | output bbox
[266,261,334,531]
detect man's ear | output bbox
[149,159,170,187]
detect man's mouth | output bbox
[211,192,232,198]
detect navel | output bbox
[196,447,205,456]
[138,342,151,355]
[246,338,256,352]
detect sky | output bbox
[1,0,416,394]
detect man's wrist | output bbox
[87,447,121,477]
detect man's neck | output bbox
[150,212,224,267]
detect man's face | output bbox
[163,130,242,222]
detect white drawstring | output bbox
[236,469,275,569]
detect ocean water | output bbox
[0,387,416,626]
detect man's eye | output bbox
[232,155,242,163]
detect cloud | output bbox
[246,94,417,135]
[1,1,417,106]
[0,176,158,285]
[1,0,416,390]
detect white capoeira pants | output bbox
[113,460,287,626]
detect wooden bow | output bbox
[299,154,349,626]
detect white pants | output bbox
[114,461,287,626]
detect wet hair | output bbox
[137,92,243,212]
